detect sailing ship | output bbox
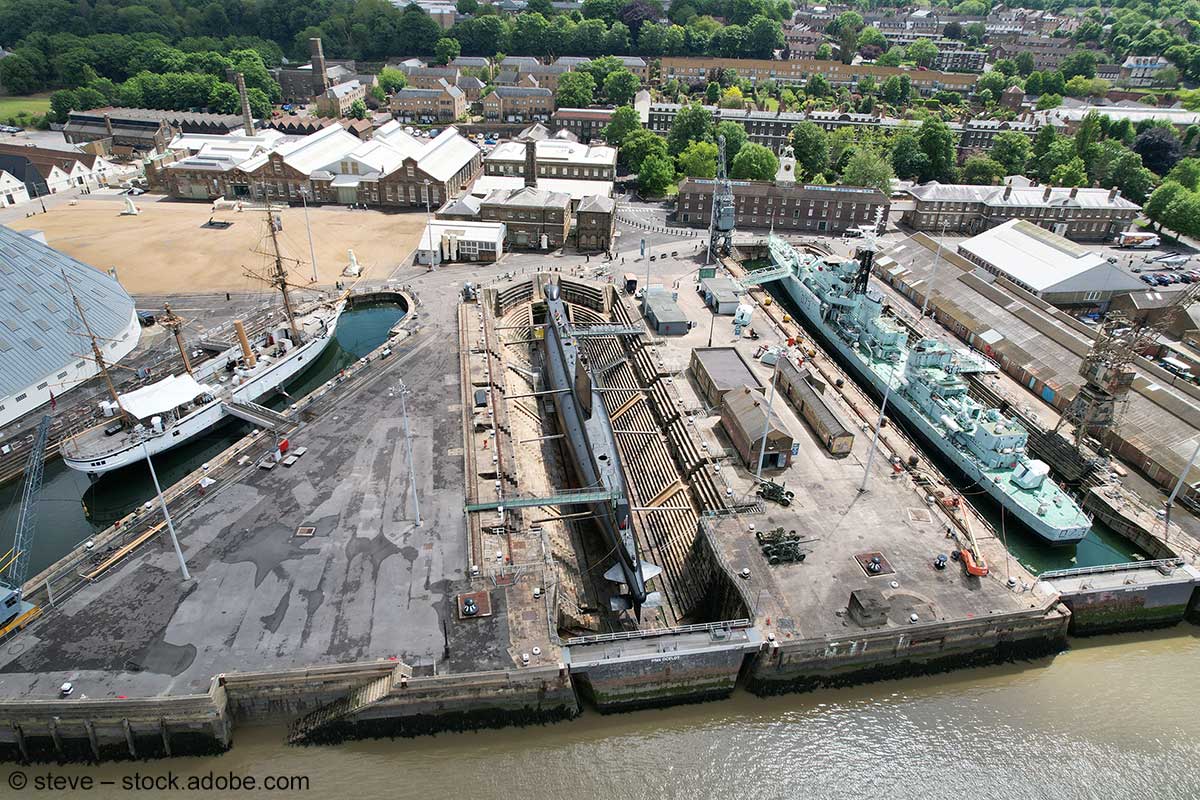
[61,208,345,477]
[747,235,1091,545]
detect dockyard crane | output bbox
[0,414,51,636]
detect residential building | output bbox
[659,56,977,95]
[484,138,617,182]
[500,56,542,70]
[1120,56,1170,87]
[450,55,491,70]
[497,63,572,93]
[483,86,554,123]
[552,55,648,82]
[0,143,119,195]
[399,65,461,90]
[676,179,889,234]
[784,26,826,59]
[0,170,29,206]
[576,194,616,252]
[956,219,1145,306]
[956,118,1039,153]
[901,182,1139,241]
[933,49,987,73]
[550,108,614,142]
[391,79,466,123]
[479,186,571,249]
[416,220,505,266]
[990,35,1074,72]
[456,75,486,103]
[316,79,365,117]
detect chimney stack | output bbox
[1003,183,1012,200]
[1043,184,1052,202]
[524,139,537,188]
[102,112,113,137]
[1108,186,1118,201]
[234,72,255,136]
[310,37,330,96]
[1069,185,1079,199]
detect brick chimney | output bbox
[1069,185,1079,199]
[1003,183,1012,200]
[102,113,113,137]
[524,139,537,188]
[1109,187,1121,202]
[310,37,330,96]
[1043,184,1052,202]
[234,72,255,136]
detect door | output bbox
[337,187,357,205]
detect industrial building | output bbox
[874,232,1200,497]
[689,347,763,408]
[0,170,30,207]
[773,360,854,456]
[0,144,120,197]
[700,277,742,315]
[0,226,140,429]
[720,385,795,470]
[415,220,505,266]
[901,182,1139,242]
[956,220,1145,307]
[677,179,888,235]
[576,194,616,252]
[1035,100,1200,134]
[63,108,244,155]
[643,288,690,336]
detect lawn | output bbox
[0,94,51,120]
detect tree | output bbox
[881,74,909,105]
[791,121,829,178]
[745,15,784,58]
[207,82,239,114]
[1015,51,1035,77]
[583,0,621,24]
[714,120,747,161]
[961,155,1006,185]
[378,67,408,94]
[677,140,717,178]
[730,142,778,180]
[622,128,668,171]
[638,153,676,196]
[1035,93,1062,111]
[705,81,720,103]
[1024,71,1044,95]
[815,42,833,60]
[840,148,894,195]
[457,0,480,13]
[856,26,887,54]
[603,68,639,105]
[349,98,367,120]
[906,38,938,68]
[556,71,596,108]
[1145,181,1188,232]
[890,130,928,180]
[944,21,963,40]
[0,54,40,95]
[1060,50,1097,80]
[434,37,461,66]
[1039,139,1077,182]
[976,70,1008,98]
[667,102,713,155]
[1134,126,1184,175]
[917,118,957,182]
[48,89,77,124]
[602,105,641,147]
[618,0,661,38]
[806,73,831,98]
[719,86,744,108]
[1168,158,1200,191]
[991,130,1031,176]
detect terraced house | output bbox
[658,57,977,95]
[483,86,554,123]
[391,80,466,123]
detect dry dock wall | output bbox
[1044,566,1200,636]
[746,605,1071,695]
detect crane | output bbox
[0,414,51,636]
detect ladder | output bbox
[287,661,413,744]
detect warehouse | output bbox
[774,359,854,456]
[956,219,1145,308]
[0,226,140,429]
[689,346,763,408]
[720,385,795,470]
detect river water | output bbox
[21,629,1200,800]
[0,302,408,578]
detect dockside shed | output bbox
[701,276,741,315]
[774,359,854,455]
[720,384,794,469]
[690,346,763,407]
[643,288,690,336]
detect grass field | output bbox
[0,94,50,120]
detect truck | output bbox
[1117,231,1161,248]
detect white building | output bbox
[416,220,505,266]
[0,170,30,207]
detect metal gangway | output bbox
[222,400,292,431]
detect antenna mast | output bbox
[266,207,303,343]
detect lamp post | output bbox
[755,356,782,481]
[142,441,190,581]
[397,381,421,526]
[300,186,318,283]
[859,368,896,494]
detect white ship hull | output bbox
[778,276,1087,546]
[62,304,343,476]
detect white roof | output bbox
[276,124,363,175]
[486,139,616,168]
[1036,103,1200,127]
[415,127,481,181]
[958,219,1145,295]
[418,220,506,251]
[119,373,214,420]
[468,174,612,202]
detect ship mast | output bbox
[63,269,128,422]
[159,302,192,374]
[266,206,303,344]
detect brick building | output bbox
[483,86,554,123]
[480,186,571,249]
[576,194,616,252]
[550,108,615,142]
[658,57,977,95]
[391,79,466,123]
[676,179,888,234]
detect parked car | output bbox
[1141,274,1157,285]
[0,125,21,134]
[1155,275,1173,286]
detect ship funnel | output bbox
[234,320,257,367]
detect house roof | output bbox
[486,138,616,167]
[578,194,615,213]
[481,186,570,209]
[492,86,553,98]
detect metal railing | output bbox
[563,618,752,647]
[1039,557,1184,580]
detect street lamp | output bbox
[142,441,190,581]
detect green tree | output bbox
[745,15,784,58]
[1168,158,1200,191]
[791,121,829,178]
[556,71,597,108]
[1060,50,1097,80]
[1039,139,1078,182]
[807,73,831,98]
[0,54,41,95]
[991,130,1031,176]
[457,0,480,13]
[378,67,408,93]
[48,88,77,124]
[622,128,668,171]
[881,74,909,105]
[840,148,894,195]
[602,105,641,146]
[1145,181,1188,232]
[207,81,239,114]
[890,130,928,180]
[917,118,957,182]
[435,37,461,65]
[714,120,747,161]
[975,70,1008,98]
[906,38,938,68]
[667,102,713,155]
[961,155,1006,185]
[677,139,718,177]
[705,81,720,103]
[349,98,367,120]
[603,68,639,105]
[638,153,676,195]
[1035,93,1062,111]
[730,142,778,180]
